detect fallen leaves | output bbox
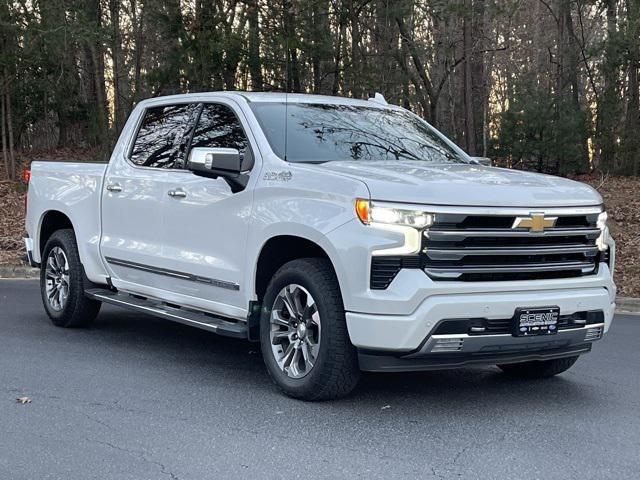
[0,180,27,265]
[576,174,640,297]
[16,396,32,404]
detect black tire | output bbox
[40,229,101,328]
[497,356,579,378]
[260,258,360,400]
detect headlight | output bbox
[355,199,434,228]
[596,211,609,251]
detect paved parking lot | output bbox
[1,279,638,479]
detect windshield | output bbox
[249,102,468,164]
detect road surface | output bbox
[1,279,638,479]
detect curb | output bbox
[0,265,39,279]
[616,297,640,315]
[1,263,639,314]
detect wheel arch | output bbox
[253,234,341,303]
[38,210,75,257]
[248,232,347,343]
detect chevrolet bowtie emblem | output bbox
[512,213,557,232]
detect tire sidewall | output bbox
[40,231,80,325]
[260,263,341,396]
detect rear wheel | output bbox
[497,356,579,378]
[40,229,101,327]
[260,258,360,400]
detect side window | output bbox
[130,104,199,169]
[190,104,249,152]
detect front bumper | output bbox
[359,342,593,373]
[346,281,615,352]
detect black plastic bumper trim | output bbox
[358,344,592,373]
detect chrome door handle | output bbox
[167,189,187,198]
[106,183,122,193]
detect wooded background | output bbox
[0,0,639,181]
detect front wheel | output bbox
[40,229,101,327]
[497,356,580,378]
[260,258,360,400]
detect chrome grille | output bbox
[423,210,601,282]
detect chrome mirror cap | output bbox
[188,147,242,174]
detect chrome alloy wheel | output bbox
[269,284,321,379]
[45,247,70,312]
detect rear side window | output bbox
[190,104,249,151]
[130,104,199,169]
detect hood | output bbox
[313,161,602,207]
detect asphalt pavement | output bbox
[1,279,638,480]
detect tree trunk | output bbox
[150,0,184,95]
[6,87,14,180]
[462,0,477,155]
[333,6,347,95]
[554,0,588,174]
[247,0,264,91]
[283,0,301,92]
[38,0,84,148]
[621,0,640,175]
[110,0,128,133]
[84,0,109,146]
[471,0,487,156]
[223,2,245,90]
[349,0,362,98]
[595,0,619,172]
[396,14,437,122]
[1,92,8,180]
[131,0,144,100]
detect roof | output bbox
[235,91,385,107]
[136,91,396,109]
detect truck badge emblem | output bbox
[512,213,558,232]
[263,171,293,182]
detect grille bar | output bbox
[422,211,600,282]
[425,261,596,280]
[426,228,600,240]
[426,245,598,260]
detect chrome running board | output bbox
[85,288,247,339]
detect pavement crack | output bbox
[452,444,470,465]
[83,437,179,480]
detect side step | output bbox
[85,288,247,339]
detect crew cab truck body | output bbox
[24,92,616,400]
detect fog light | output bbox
[585,326,603,341]
[431,337,464,352]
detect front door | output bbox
[159,101,256,319]
[101,102,199,293]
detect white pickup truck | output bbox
[24,92,616,400]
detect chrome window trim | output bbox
[105,256,240,291]
[123,98,256,175]
[124,101,200,173]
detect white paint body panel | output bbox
[101,156,167,288]
[24,91,616,352]
[25,161,109,284]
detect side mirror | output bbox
[187,147,242,178]
[470,156,492,167]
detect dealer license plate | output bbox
[513,306,560,336]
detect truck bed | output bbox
[25,161,109,282]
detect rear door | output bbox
[158,101,256,317]
[101,103,199,291]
